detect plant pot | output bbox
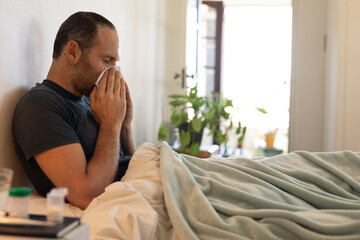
[178,122,204,146]
[265,132,276,148]
[172,148,211,158]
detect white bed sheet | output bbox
[81,142,172,240]
[28,142,171,240]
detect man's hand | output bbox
[90,68,126,132]
[121,81,133,129]
[119,80,136,155]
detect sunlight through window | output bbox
[222,1,292,156]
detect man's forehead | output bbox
[93,26,120,59]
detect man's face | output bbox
[72,26,120,97]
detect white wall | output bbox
[0,0,171,186]
[292,0,360,152]
[332,0,360,151]
[162,0,187,122]
[323,0,339,151]
[289,0,327,152]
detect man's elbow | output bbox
[77,198,92,210]
[67,191,97,210]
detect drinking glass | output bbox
[0,168,13,213]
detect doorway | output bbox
[190,0,293,156]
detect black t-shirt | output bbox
[12,80,130,197]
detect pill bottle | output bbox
[46,188,68,223]
[7,187,31,218]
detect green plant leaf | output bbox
[168,94,186,99]
[238,126,247,143]
[256,108,268,114]
[181,112,188,123]
[169,100,180,107]
[216,131,226,144]
[171,111,187,126]
[192,98,204,112]
[189,87,197,97]
[171,111,180,125]
[207,125,216,135]
[158,124,168,141]
[206,108,215,119]
[180,130,191,148]
[225,99,233,107]
[235,122,242,134]
[222,111,230,119]
[169,99,188,107]
[190,142,200,156]
[191,118,202,133]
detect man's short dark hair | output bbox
[52,11,116,59]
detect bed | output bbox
[29,142,360,239]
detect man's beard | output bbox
[72,54,97,97]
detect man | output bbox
[12,12,135,210]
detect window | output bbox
[222,1,292,156]
[188,0,292,156]
[196,1,223,97]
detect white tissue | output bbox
[95,65,123,87]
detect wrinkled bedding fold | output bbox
[160,142,360,240]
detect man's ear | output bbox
[63,40,82,64]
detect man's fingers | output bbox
[114,71,121,95]
[120,79,126,99]
[124,82,131,101]
[106,67,115,93]
[98,70,109,94]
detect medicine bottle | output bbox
[47,188,68,223]
[7,187,31,218]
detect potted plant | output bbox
[158,86,247,156]
[206,91,246,156]
[255,107,278,149]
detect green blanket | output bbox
[159,142,360,240]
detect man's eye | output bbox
[104,59,110,64]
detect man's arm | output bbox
[35,138,118,210]
[35,69,125,210]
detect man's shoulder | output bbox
[14,82,68,119]
[19,82,64,106]
[28,81,62,98]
